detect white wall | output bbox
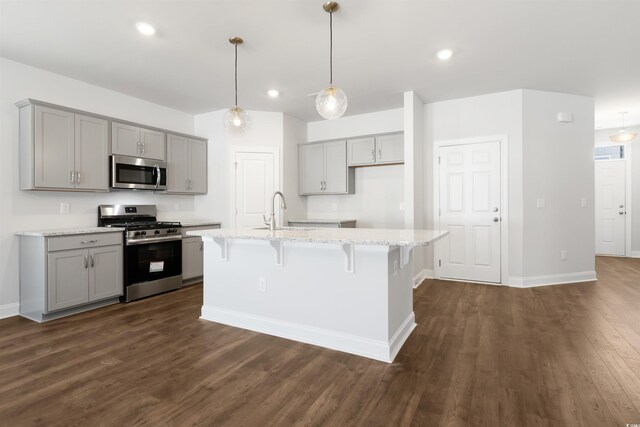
[307,108,404,142]
[423,90,524,278]
[305,108,405,228]
[193,110,306,228]
[0,58,202,313]
[522,90,595,278]
[595,125,640,254]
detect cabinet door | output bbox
[88,245,123,301]
[182,237,203,280]
[376,134,404,164]
[300,144,325,195]
[75,114,109,191]
[111,122,140,157]
[34,106,75,189]
[140,128,165,160]
[324,141,348,193]
[166,134,189,193]
[347,137,376,166]
[188,139,207,194]
[47,249,89,312]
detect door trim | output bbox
[433,134,509,285]
[230,146,281,228]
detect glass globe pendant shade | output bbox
[316,85,347,120]
[224,106,249,132]
[609,132,637,143]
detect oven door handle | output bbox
[126,235,182,246]
[154,164,161,190]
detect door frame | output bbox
[433,135,509,285]
[594,141,633,257]
[229,146,281,228]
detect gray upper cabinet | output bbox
[75,114,109,190]
[347,137,376,166]
[19,102,109,191]
[347,133,404,167]
[112,122,165,160]
[299,141,354,195]
[166,134,207,194]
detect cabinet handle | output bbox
[83,255,88,269]
[80,239,98,244]
[200,242,203,251]
[378,148,382,160]
[90,254,94,268]
[69,171,75,184]
[320,180,323,191]
[76,171,80,184]
[371,149,375,161]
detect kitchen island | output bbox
[187,227,448,362]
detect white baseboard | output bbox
[630,251,640,258]
[0,303,19,320]
[508,271,597,288]
[413,269,434,288]
[201,305,415,363]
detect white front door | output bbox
[234,151,276,228]
[595,160,626,255]
[438,141,502,283]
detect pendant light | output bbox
[224,37,249,131]
[316,2,347,120]
[609,111,637,143]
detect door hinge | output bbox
[438,156,441,164]
[438,208,441,216]
[438,259,442,267]
[234,162,238,170]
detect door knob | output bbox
[493,217,500,222]
[619,205,624,208]
[493,207,499,212]
[619,211,625,215]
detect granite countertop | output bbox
[179,220,222,228]
[187,227,448,247]
[287,219,356,224]
[17,227,125,237]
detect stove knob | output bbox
[134,231,141,236]
[141,231,147,236]
[154,230,160,235]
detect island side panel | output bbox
[200,238,415,362]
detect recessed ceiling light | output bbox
[135,22,156,36]
[267,89,280,98]
[437,49,453,60]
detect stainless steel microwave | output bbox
[110,155,167,191]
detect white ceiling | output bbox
[1,0,639,127]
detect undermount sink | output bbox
[252,226,317,231]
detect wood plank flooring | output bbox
[1,256,639,426]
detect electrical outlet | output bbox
[393,260,399,276]
[399,202,405,211]
[258,277,267,292]
[581,198,588,208]
[561,250,568,261]
[174,203,180,211]
[331,202,337,212]
[60,202,69,214]
[536,198,545,209]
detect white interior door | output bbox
[234,151,276,228]
[438,141,502,283]
[595,160,626,255]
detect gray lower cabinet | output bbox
[166,134,208,194]
[181,224,220,282]
[288,220,356,228]
[18,101,109,191]
[112,122,165,160]
[20,232,123,322]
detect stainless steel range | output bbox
[98,205,182,302]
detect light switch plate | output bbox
[399,202,405,211]
[581,198,588,208]
[60,202,69,214]
[258,277,267,292]
[536,198,545,209]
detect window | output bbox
[594,145,625,160]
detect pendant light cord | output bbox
[234,43,238,107]
[329,11,333,85]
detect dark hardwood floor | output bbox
[1,256,639,426]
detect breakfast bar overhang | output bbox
[187,227,448,363]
